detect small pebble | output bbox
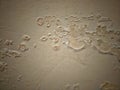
[22,35,31,41]
[40,36,48,41]
[52,44,60,51]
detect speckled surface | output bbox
[0,0,120,90]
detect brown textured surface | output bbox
[0,0,120,90]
